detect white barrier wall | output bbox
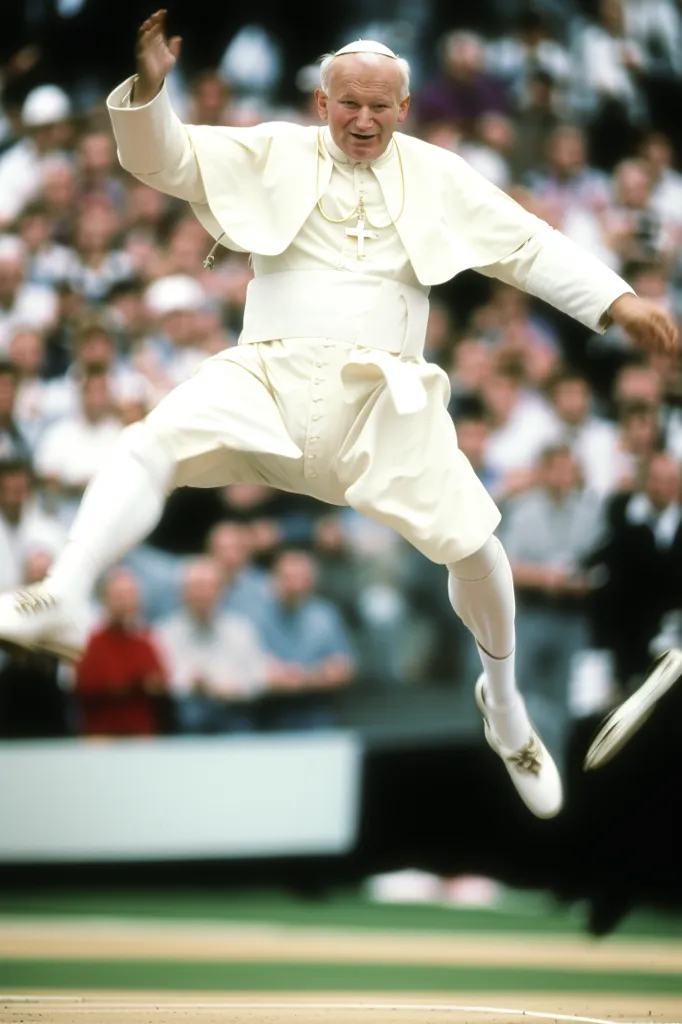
[0,732,362,863]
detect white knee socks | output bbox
[48,423,175,604]
[448,535,530,750]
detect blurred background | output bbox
[1,0,682,954]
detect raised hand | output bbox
[133,9,181,105]
[608,292,678,355]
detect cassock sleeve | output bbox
[106,76,207,204]
[474,225,633,333]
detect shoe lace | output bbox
[506,735,542,776]
[13,588,55,616]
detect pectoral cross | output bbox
[345,193,378,259]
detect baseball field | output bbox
[0,888,680,1023]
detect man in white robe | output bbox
[0,11,676,818]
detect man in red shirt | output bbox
[76,567,167,736]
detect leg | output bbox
[447,535,531,751]
[0,348,301,657]
[339,380,562,816]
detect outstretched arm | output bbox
[476,226,677,356]
[107,9,207,204]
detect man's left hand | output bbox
[608,293,678,354]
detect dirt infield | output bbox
[0,919,679,972]
[1,991,682,1024]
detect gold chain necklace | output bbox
[316,127,406,227]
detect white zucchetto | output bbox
[333,40,398,59]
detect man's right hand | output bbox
[132,9,181,106]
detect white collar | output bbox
[322,126,396,169]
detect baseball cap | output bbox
[22,85,72,128]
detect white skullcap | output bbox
[145,275,207,316]
[334,39,398,59]
[22,85,72,128]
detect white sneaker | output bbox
[475,675,563,819]
[583,648,682,770]
[0,584,86,661]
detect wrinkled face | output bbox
[315,54,409,162]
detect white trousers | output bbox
[144,338,501,564]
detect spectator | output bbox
[639,131,682,229]
[34,372,123,523]
[469,282,560,385]
[572,0,648,167]
[501,445,604,756]
[0,459,65,592]
[67,199,133,304]
[258,550,355,730]
[586,452,682,691]
[136,274,210,398]
[602,159,675,270]
[77,130,126,212]
[479,362,556,494]
[75,567,167,737]
[207,521,270,621]
[487,11,572,107]
[511,70,563,181]
[0,234,58,350]
[0,361,32,464]
[7,327,50,446]
[42,312,152,423]
[415,31,510,134]
[0,85,73,230]
[40,156,78,245]
[524,125,611,228]
[0,549,70,740]
[187,70,231,126]
[16,201,75,287]
[545,370,619,495]
[155,557,267,734]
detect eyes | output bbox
[340,100,390,111]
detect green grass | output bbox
[0,959,681,994]
[0,888,680,940]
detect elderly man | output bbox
[0,12,676,820]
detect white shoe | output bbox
[475,675,563,819]
[0,584,86,661]
[583,648,682,770]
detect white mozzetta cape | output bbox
[107,77,631,329]
[108,78,543,285]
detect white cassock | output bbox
[107,78,632,564]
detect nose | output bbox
[355,106,373,130]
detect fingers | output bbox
[137,9,167,40]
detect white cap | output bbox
[145,275,207,316]
[334,40,398,59]
[22,85,72,128]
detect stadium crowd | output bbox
[1,0,682,754]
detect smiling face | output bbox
[315,54,409,162]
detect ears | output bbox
[314,88,328,120]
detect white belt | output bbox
[238,271,430,413]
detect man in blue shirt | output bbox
[258,549,355,730]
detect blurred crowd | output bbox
[1,0,682,755]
